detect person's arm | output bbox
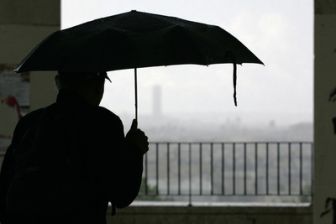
[0,110,43,222]
[110,119,148,208]
[87,109,148,208]
[112,140,144,208]
[0,143,15,223]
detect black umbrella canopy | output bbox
[15,10,263,72]
[15,10,263,118]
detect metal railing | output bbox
[0,142,313,204]
[137,142,313,203]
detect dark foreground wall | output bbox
[314,0,336,223]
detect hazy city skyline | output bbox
[62,0,313,130]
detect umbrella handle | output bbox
[134,68,138,121]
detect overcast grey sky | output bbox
[61,0,313,128]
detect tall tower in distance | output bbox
[152,85,162,118]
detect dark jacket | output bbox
[0,90,143,224]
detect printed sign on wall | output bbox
[0,64,30,108]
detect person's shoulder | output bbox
[12,106,52,140]
[96,106,119,119]
[95,106,122,124]
[18,103,57,126]
[18,108,46,125]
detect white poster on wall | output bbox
[0,65,30,147]
[0,64,30,107]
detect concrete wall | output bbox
[314,0,336,223]
[109,206,312,224]
[0,0,60,139]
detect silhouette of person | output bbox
[0,71,149,224]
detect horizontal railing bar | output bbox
[138,193,312,196]
[149,141,313,144]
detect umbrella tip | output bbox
[131,10,137,13]
[13,66,21,73]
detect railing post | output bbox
[300,142,303,195]
[288,142,292,195]
[211,143,214,195]
[200,143,203,195]
[178,143,181,195]
[277,142,280,195]
[244,142,247,195]
[222,143,225,195]
[156,143,159,195]
[255,143,258,195]
[266,143,269,195]
[188,143,192,206]
[167,143,170,196]
[233,143,236,195]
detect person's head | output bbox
[55,71,110,106]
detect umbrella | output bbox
[15,10,263,120]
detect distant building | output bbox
[269,120,276,128]
[152,85,162,118]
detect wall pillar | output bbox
[0,0,60,145]
[314,1,336,223]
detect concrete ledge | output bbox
[109,204,312,224]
